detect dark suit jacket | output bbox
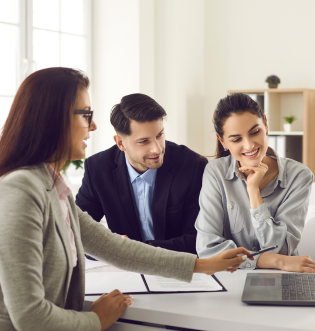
[76,141,208,254]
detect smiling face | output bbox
[217,111,268,167]
[114,119,166,174]
[71,87,97,161]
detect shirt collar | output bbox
[224,147,287,188]
[45,163,72,200]
[125,155,157,186]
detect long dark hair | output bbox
[0,67,89,177]
[110,93,167,135]
[213,93,265,158]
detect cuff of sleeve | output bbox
[85,312,101,331]
[250,202,271,224]
[239,253,261,270]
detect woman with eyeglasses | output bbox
[0,68,252,331]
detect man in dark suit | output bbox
[76,93,207,254]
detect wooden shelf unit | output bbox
[227,89,315,175]
[268,131,304,136]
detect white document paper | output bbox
[144,273,222,292]
[85,258,109,270]
[85,272,147,294]
[276,136,286,158]
[267,136,276,151]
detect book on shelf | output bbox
[248,93,264,110]
[267,135,302,162]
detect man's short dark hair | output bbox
[110,93,167,135]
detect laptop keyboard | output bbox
[282,274,315,301]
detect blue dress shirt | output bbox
[125,156,157,242]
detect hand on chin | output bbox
[241,154,265,168]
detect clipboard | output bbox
[85,271,227,296]
[139,274,227,294]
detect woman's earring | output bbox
[224,148,228,151]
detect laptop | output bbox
[242,273,315,306]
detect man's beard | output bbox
[126,148,165,170]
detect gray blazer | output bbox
[0,164,196,331]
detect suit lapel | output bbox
[32,164,82,308]
[66,196,85,310]
[152,150,173,240]
[113,151,143,241]
[67,196,85,273]
[39,164,73,295]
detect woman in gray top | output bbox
[196,93,315,272]
[0,68,251,331]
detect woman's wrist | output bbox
[276,255,287,270]
[247,187,264,209]
[256,253,284,269]
[247,185,260,195]
[193,258,206,273]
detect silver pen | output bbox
[247,245,278,258]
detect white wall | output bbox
[204,0,315,155]
[91,0,155,154]
[92,0,140,154]
[155,0,205,155]
[91,0,206,155]
[91,0,315,156]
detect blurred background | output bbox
[2,0,315,160]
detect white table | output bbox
[84,267,315,331]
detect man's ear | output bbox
[216,133,227,150]
[113,134,126,152]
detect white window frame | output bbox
[1,0,92,155]
[0,0,92,101]
[20,0,92,83]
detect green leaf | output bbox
[283,116,296,124]
[61,157,86,174]
[71,159,84,169]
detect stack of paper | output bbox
[85,258,109,270]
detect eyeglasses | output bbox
[74,109,94,127]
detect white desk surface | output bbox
[85,267,315,331]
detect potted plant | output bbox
[265,75,281,88]
[62,159,85,174]
[283,116,296,132]
[61,158,85,196]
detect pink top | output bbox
[46,164,78,267]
